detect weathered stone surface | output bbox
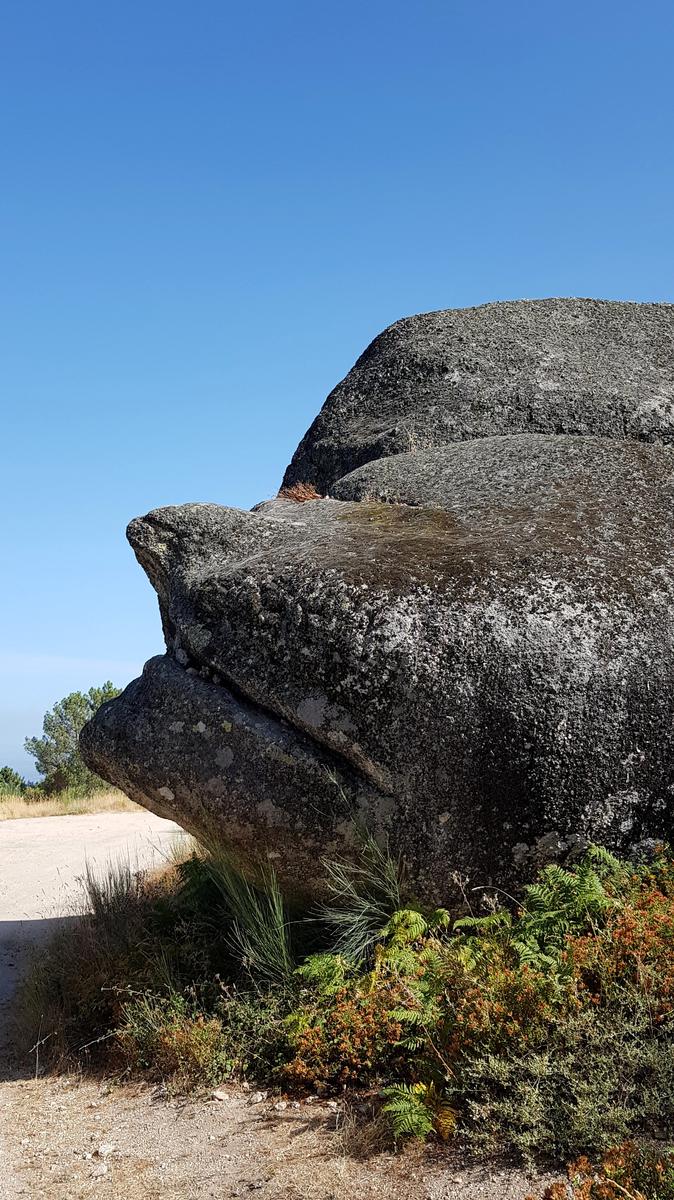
[331,431,674,518]
[81,654,382,898]
[82,426,674,898]
[283,299,674,493]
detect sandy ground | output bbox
[0,812,553,1200]
[0,1073,554,1200]
[0,810,184,1011]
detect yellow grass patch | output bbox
[0,789,140,820]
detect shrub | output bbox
[116,994,230,1089]
[214,987,290,1078]
[460,1001,674,1162]
[280,846,674,1159]
[568,855,674,1014]
[16,858,172,1062]
[537,1142,674,1200]
[19,847,293,1087]
[21,785,45,801]
[282,978,405,1089]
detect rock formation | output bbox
[283,298,674,492]
[81,299,674,900]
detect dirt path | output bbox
[0,814,552,1199]
[0,810,183,1014]
[0,1072,551,1200]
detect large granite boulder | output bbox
[82,300,674,901]
[283,298,674,493]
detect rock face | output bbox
[82,299,674,901]
[283,298,674,493]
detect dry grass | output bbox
[335,1098,395,1158]
[0,789,140,820]
[277,481,323,501]
[14,855,173,1065]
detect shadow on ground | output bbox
[0,915,81,1082]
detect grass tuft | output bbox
[196,841,295,985]
[317,832,404,963]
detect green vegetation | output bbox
[23,681,120,794]
[20,835,674,1177]
[0,765,29,795]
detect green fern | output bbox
[382,1081,457,1141]
[382,1082,436,1138]
[382,906,450,946]
[294,952,351,996]
[453,846,622,978]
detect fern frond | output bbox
[382,908,429,944]
[388,1007,424,1025]
[295,952,351,995]
[381,1083,435,1138]
[454,911,511,934]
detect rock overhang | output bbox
[81,300,674,899]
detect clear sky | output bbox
[2,1,673,777]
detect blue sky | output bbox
[2,1,673,777]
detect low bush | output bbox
[117,986,290,1085]
[277,847,674,1160]
[536,1142,674,1200]
[17,860,174,1060]
[19,836,674,1170]
[115,994,230,1088]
